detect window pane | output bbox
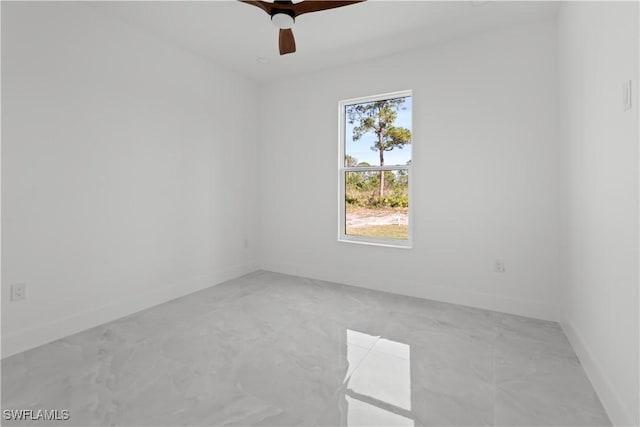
[344,96,412,168]
[345,170,409,240]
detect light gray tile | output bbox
[2,271,610,426]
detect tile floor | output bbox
[2,271,610,426]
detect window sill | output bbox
[337,236,413,249]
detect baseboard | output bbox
[1,262,257,359]
[561,319,636,426]
[259,258,559,322]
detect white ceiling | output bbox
[88,1,559,83]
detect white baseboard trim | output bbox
[561,319,636,426]
[259,259,559,322]
[2,262,257,359]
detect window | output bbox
[338,90,412,247]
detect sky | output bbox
[344,96,412,167]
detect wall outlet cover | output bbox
[623,80,632,111]
[11,283,27,301]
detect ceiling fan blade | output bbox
[279,28,296,55]
[292,1,365,16]
[238,0,276,15]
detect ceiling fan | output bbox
[239,0,366,55]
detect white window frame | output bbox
[338,90,413,249]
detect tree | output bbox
[347,98,411,197]
[344,154,359,167]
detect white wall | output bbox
[557,2,639,425]
[257,19,561,321]
[1,2,259,358]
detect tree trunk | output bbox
[379,149,385,198]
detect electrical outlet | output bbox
[11,283,26,301]
[495,260,506,273]
[624,80,632,111]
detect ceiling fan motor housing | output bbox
[271,9,295,28]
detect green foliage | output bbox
[365,194,408,208]
[344,154,358,167]
[345,170,408,208]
